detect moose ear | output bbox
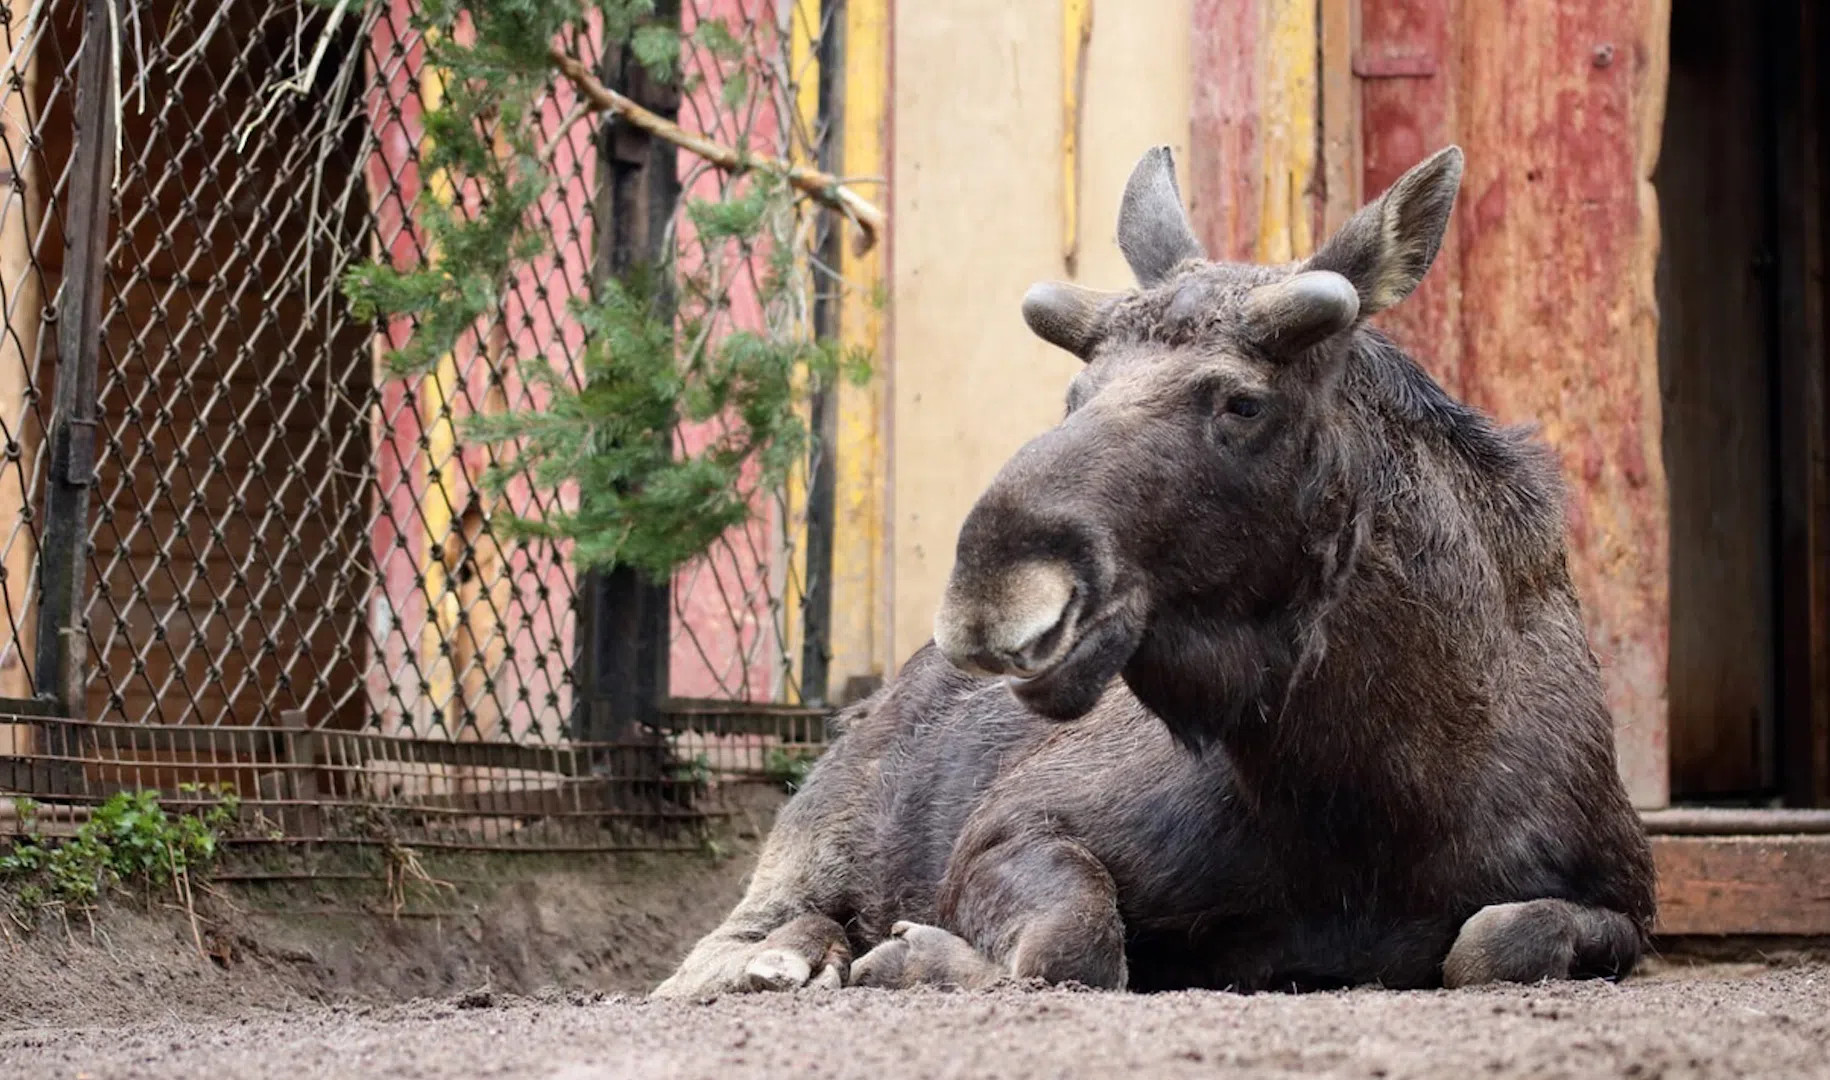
[1022,281,1122,361]
[1305,146,1464,316]
[1116,146,1205,286]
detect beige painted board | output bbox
[889,0,1193,665]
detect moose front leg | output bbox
[652,791,858,998]
[851,833,1127,990]
[653,897,853,998]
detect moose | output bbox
[655,145,1656,996]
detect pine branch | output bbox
[547,46,885,254]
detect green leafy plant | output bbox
[0,786,240,911]
[762,746,818,793]
[338,0,871,580]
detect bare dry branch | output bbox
[167,843,207,961]
[235,0,354,153]
[539,99,592,167]
[547,47,885,255]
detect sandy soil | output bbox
[3,963,1826,1080]
[3,791,1825,1080]
[0,794,783,1030]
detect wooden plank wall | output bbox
[1190,0,1673,807]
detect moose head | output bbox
[932,145,1465,728]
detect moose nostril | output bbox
[934,559,1080,676]
[991,594,1079,677]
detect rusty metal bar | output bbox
[797,0,844,707]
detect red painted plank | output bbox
[1438,0,1671,806]
[1358,0,1460,396]
[1190,0,1670,805]
[1188,0,1261,261]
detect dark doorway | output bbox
[1657,0,1830,806]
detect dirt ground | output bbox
[0,792,786,1033]
[0,962,1825,1080]
[1,790,1827,1079]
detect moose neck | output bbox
[1122,330,1546,823]
[1124,574,1489,823]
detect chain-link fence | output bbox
[0,0,859,851]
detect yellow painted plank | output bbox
[1256,0,1319,261]
[792,0,823,145]
[414,36,462,736]
[829,0,891,700]
[779,0,822,702]
[1061,0,1093,274]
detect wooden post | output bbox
[34,0,116,720]
[795,0,844,706]
[575,4,679,754]
[280,709,323,839]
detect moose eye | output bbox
[1224,395,1263,419]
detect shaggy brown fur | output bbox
[654,146,1655,997]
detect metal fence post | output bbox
[574,6,681,749]
[34,0,116,718]
[796,0,846,708]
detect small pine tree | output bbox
[340,0,869,581]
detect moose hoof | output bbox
[744,947,814,991]
[850,921,1003,990]
[1443,900,1579,988]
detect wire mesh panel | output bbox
[0,0,84,720]
[1,710,710,851]
[360,0,587,749]
[660,0,847,787]
[0,0,856,848]
[86,1,376,733]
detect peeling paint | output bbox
[1193,0,1673,806]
